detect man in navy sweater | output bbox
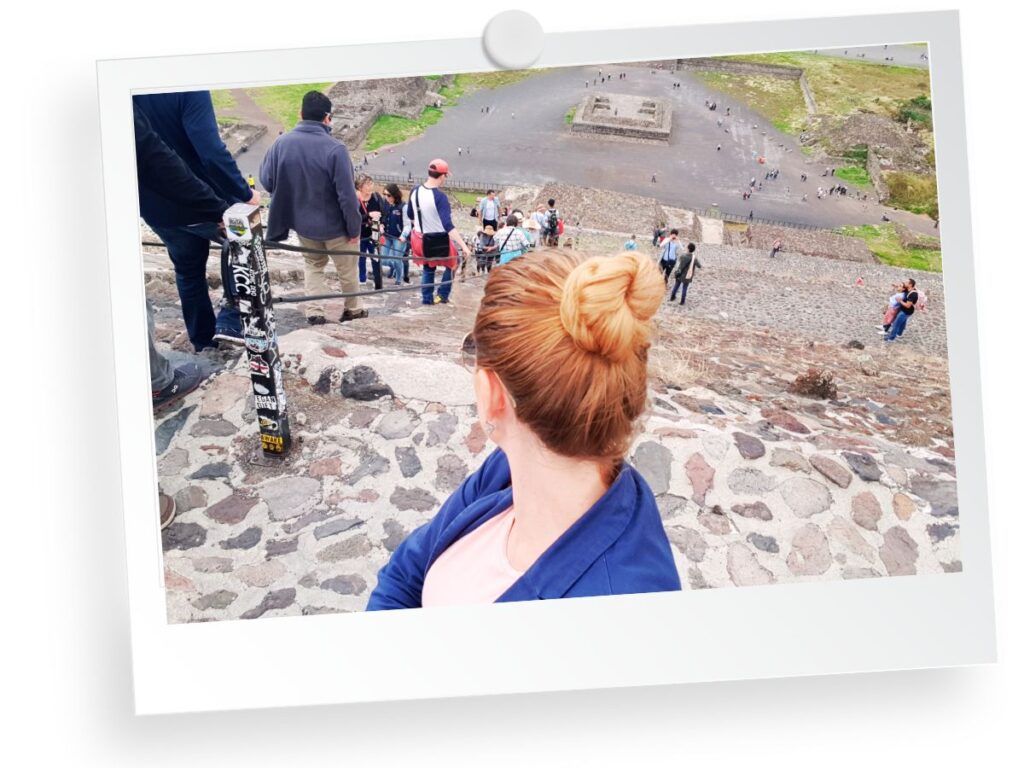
[134,91,258,351]
[259,91,363,325]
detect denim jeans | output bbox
[381,236,406,284]
[149,221,239,351]
[359,238,383,288]
[147,298,174,392]
[886,310,910,341]
[670,279,690,303]
[421,264,453,304]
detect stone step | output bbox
[698,216,724,244]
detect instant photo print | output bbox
[97,10,995,714]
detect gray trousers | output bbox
[148,299,174,392]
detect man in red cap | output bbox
[402,158,472,305]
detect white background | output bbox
[3,1,1018,765]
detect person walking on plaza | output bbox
[259,90,363,325]
[380,183,409,285]
[884,278,919,342]
[355,174,385,290]
[670,242,702,305]
[405,158,472,305]
[133,90,257,350]
[658,228,681,284]
[479,189,502,232]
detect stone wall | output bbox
[500,183,669,235]
[740,224,875,263]
[327,75,455,150]
[866,147,891,204]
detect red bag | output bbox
[557,219,565,235]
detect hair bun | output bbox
[559,252,662,362]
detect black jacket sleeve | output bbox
[134,103,228,223]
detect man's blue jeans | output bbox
[670,278,690,304]
[886,310,910,341]
[149,221,240,351]
[421,264,453,304]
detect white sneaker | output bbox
[874,325,885,330]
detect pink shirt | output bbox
[421,508,523,608]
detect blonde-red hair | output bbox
[473,249,662,463]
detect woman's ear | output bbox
[474,368,512,424]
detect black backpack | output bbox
[546,209,559,233]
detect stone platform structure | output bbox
[570,92,673,143]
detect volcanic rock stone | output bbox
[666,526,708,562]
[320,575,368,595]
[851,492,883,531]
[174,486,208,514]
[340,365,394,401]
[240,588,296,619]
[685,453,715,505]
[892,492,917,521]
[842,567,881,580]
[220,526,262,550]
[313,516,363,541]
[926,522,958,543]
[265,536,300,558]
[747,533,780,554]
[426,413,458,447]
[374,409,417,439]
[727,467,776,495]
[733,432,766,460]
[190,418,238,437]
[191,590,237,611]
[786,523,833,576]
[395,446,423,478]
[189,462,231,481]
[731,501,773,521]
[235,560,287,588]
[382,519,409,552]
[656,494,690,519]
[390,486,438,512]
[827,517,876,562]
[308,456,342,479]
[162,521,207,551]
[342,449,390,485]
[318,534,373,563]
[155,405,197,455]
[762,408,810,434]
[770,448,811,473]
[809,454,853,488]
[634,441,672,495]
[879,526,919,576]
[261,476,321,521]
[726,543,776,586]
[698,509,732,536]
[205,492,258,525]
[911,478,959,518]
[779,477,832,517]
[688,567,710,590]
[842,451,882,482]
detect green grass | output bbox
[884,171,938,218]
[211,89,237,111]
[245,83,333,130]
[452,191,482,207]
[720,53,931,121]
[216,115,242,127]
[363,106,444,151]
[455,69,544,91]
[565,106,577,125]
[424,75,442,81]
[694,71,808,133]
[839,224,942,271]
[835,166,872,187]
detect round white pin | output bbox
[482,10,544,69]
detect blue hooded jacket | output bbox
[367,448,682,610]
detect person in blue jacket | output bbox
[367,248,682,609]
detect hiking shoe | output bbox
[340,308,369,322]
[874,325,885,330]
[307,315,327,326]
[152,363,203,413]
[159,493,175,530]
[212,326,244,346]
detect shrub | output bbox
[789,368,838,400]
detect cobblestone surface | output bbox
[145,223,956,624]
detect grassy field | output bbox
[884,171,939,218]
[839,223,942,272]
[565,107,577,125]
[835,165,872,187]
[211,90,237,111]
[694,71,808,133]
[363,107,444,151]
[451,191,482,207]
[722,53,931,122]
[245,83,333,130]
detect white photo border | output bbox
[97,10,995,715]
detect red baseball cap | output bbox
[428,158,450,174]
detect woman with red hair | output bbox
[367,249,682,609]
